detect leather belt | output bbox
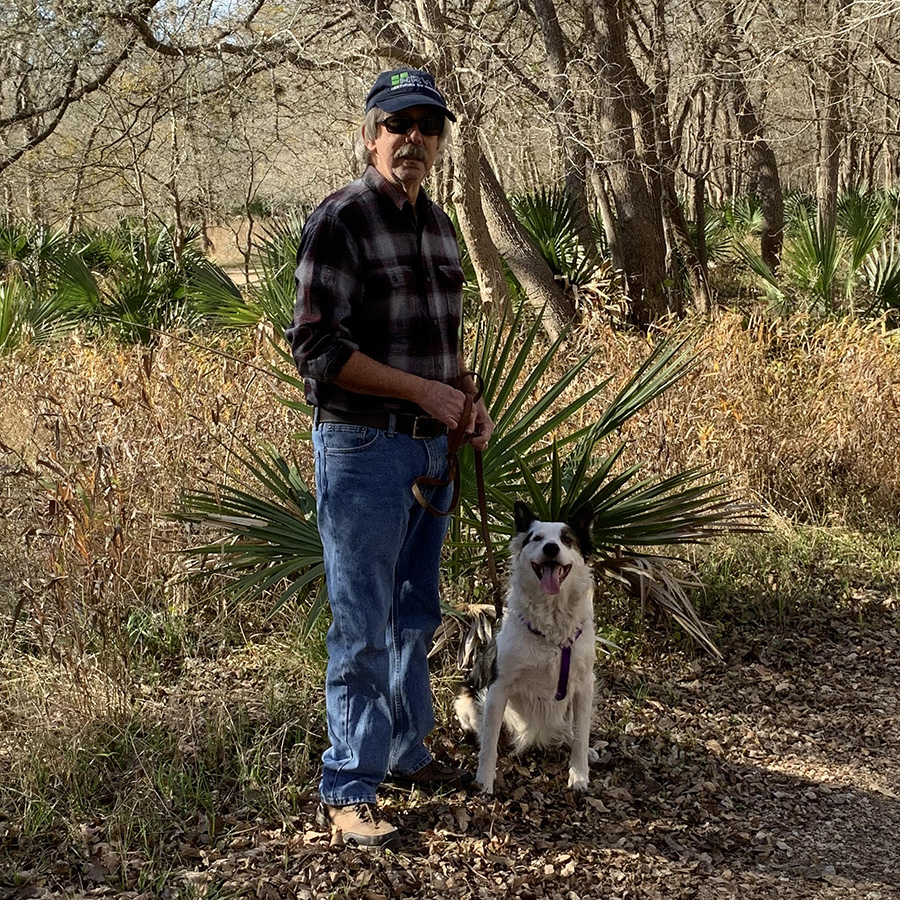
[316,407,447,439]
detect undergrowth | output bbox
[1,312,899,877]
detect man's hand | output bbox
[331,353,494,445]
[469,399,494,451]
[417,380,470,430]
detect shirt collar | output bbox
[363,165,432,219]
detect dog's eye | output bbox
[561,532,574,547]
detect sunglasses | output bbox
[379,113,445,137]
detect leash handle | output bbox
[410,371,504,621]
[410,392,471,517]
[410,372,481,518]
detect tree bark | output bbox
[817,0,854,231]
[721,2,785,273]
[585,0,669,326]
[529,0,598,265]
[651,0,712,313]
[451,123,510,319]
[479,155,575,338]
[591,167,624,274]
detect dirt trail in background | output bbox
[4,599,899,899]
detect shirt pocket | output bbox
[435,264,465,325]
[437,264,465,288]
[362,265,421,316]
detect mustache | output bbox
[393,145,427,162]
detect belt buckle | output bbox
[411,415,432,439]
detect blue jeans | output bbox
[313,419,452,806]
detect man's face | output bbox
[364,105,443,199]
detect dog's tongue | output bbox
[540,564,562,595]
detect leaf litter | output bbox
[2,596,899,899]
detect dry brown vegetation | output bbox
[1,314,899,897]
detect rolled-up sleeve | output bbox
[286,211,361,383]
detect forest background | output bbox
[2,1,900,898]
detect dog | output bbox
[455,500,598,794]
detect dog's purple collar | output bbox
[518,614,584,701]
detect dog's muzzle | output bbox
[531,561,572,595]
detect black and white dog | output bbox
[455,501,598,794]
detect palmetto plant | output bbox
[174,442,326,636]
[452,308,756,656]
[510,188,606,286]
[177,297,757,655]
[737,189,900,319]
[0,218,97,351]
[1,217,246,348]
[88,223,243,343]
[720,195,764,239]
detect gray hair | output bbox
[353,106,452,169]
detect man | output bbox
[286,69,493,849]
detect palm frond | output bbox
[249,213,310,333]
[785,215,844,314]
[509,188,602,286]
[734,239,787,310]
[838,190,888,279]
[863,240,900,316]
[186,260,254,329]
[173,442,326,633]
[600,552,721,658]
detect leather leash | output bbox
[411,373,504,622]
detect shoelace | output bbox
[353,803,379,824]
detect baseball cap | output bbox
[365,69,457,122]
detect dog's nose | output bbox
[542,542,559,558]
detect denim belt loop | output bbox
[313,406,320,428]
[387,413,397,437]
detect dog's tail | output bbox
[454,686,481,736]
[454,637,498,737]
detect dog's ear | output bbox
[514,501,537,534]
[568,504,595,556]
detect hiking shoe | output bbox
[316,802,400,850]
[387,758,475,791]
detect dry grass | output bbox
[1,312,900,879]
[562,312,900,524]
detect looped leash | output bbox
[411,372,503,622]
[409,373,478,519]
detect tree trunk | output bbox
[451,123,510,318]
[592,167,624,274]
[479,155,574,338]
[530,0,598,265]
[586,0,669,326]
[721,2,785,273]
[651,0,712,313]
[817,0,853,231]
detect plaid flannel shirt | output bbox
[286,166,464,415]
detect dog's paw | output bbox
[587,747,600,765]
[567,769,589,792]
[475,772,495,795]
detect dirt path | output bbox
[4,598,898,899]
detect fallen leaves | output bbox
[2,603,900,899]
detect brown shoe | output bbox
[387,758,475,791]
[316,802,400,850]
